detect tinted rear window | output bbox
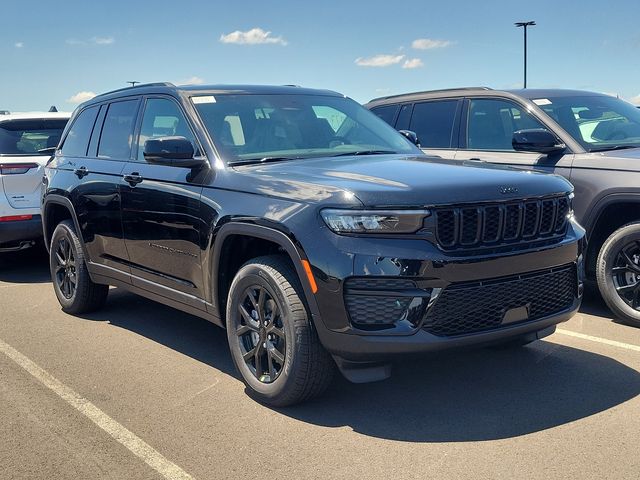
[0,119,68,155]
[409,100,459,148]
[370,105,399,126]
[98,100,139,160]
[61,106,99,157]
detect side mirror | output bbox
[143,136,204,167]
[512,129,566,154]
[398,129,420,147]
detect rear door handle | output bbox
[123,172,143,186]
[73,166,89,178]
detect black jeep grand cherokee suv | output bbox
[42,83,585,406]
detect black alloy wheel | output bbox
[53,236,77,299]
[236,285,287,383]
[597,222,640,327]
[611,240,640,310]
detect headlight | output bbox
[321,209,430,234]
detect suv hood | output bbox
[228,154,572,207]
[576,147,640,171]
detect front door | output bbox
[120,96,207,307]
[458,97,574,178]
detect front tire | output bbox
[226,255,334,406]
[49,220,108,314]
[596,222,640,327]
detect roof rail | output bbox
[369,86,493,103]
[91,82,176,100]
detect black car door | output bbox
[120,96,207,307]
[58,99,139,283]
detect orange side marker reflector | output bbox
[301,260,318,294]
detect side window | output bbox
[60,106,99,157]
[370,105,399,126]
[467,98,547,151]
[137,98,198,161]
[97,100,139,160]
[409,100,459,148]
[395,104,413,130]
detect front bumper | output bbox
[305,219,585,362]
[0,214,42,250]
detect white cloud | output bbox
[402,58,424,69]
[411,38,452,50]
[629,94,640,105]
[92,36,115,45]
[176,76,205,85]
[67,91,97,104]
[355,54,405,67]
[220,28,287,46]
[14,42,23,48]
[66,36,115,46]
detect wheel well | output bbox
[216,234,292,320]
[587,201,640,277]
[44,203,73,247]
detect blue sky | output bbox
[2,0,639,112]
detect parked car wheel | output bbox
[49,220,108,314]
[597,222,640,327]
[226,255,334,406]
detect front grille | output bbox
[434,195,570,251]
[423,265,577,337]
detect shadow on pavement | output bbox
[0,246,51,284]
[78,288,640,443]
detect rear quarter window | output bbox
[60,106,99,157]
[370,105,400,127]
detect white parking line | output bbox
[0,337,195,480]
[556,329,640,353]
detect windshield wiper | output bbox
[589,145,639,152]
[228,156,299,166]
[329,150,397,157]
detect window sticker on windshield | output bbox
[192,96,216,104]
[533,98,552,106]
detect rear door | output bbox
[0,118,67,210]
[458,97,574,177]
[401,99,462,159]
[59,98,140,280]
[120,96,207,307]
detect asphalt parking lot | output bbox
[1,249,639,480]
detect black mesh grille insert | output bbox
[423,265,577,337]
[434,195,570,252]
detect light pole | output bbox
[127,81,139,87]
[515,21,535,88]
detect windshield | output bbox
[0,118,68,155]
[191,94,420,164]
[534,95,640,152]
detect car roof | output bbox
[0,112,71,123]
[366,87,612,107]
[84,82,343,105]
[504,89,611,99]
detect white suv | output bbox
[0,111,69,251]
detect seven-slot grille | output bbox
[434,195,570,251]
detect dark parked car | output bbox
[367,88,640,326]
[42,83,584,405]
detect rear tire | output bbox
[226,255,334,406]
[596,222,640,327]
[49,220,108,314]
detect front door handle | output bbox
[74,166,89,178]
[123,172,143,186]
